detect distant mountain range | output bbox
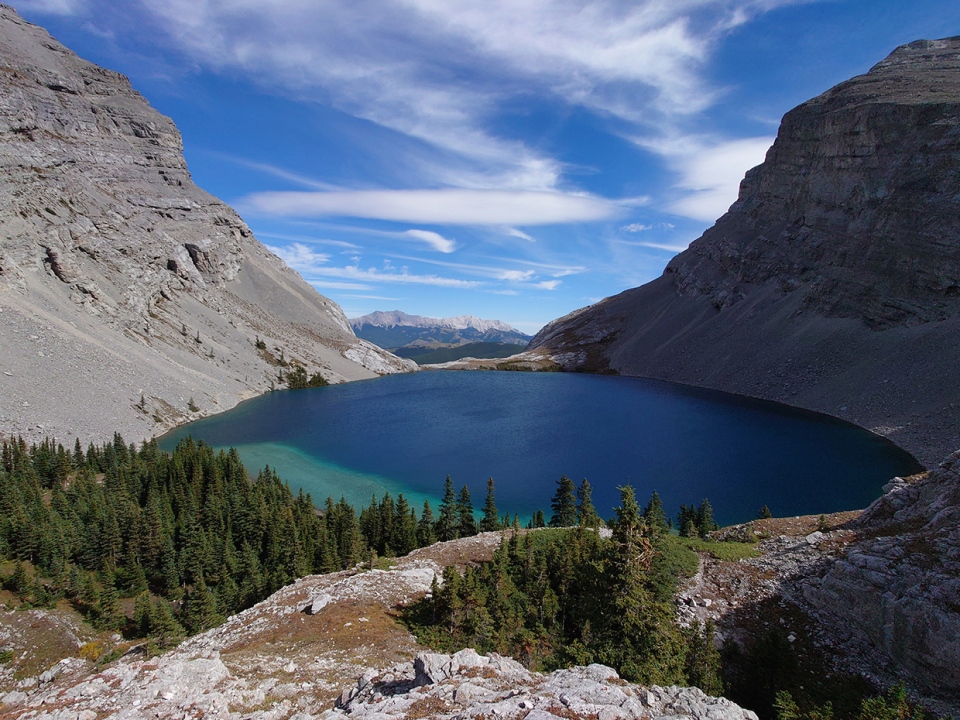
[350,310,532,353]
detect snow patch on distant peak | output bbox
[351,310,520,334]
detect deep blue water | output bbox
[158,371,922,526]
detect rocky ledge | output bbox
[795,452,960,712]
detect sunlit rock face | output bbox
[529,38,960,466]
[0,6,413,445]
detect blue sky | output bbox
[12,0,960,334]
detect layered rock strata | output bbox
[528,38,960,466]
[794,454,960,711]
[0,5,413,445]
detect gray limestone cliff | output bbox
[528,37,960,466]
[0,5,414,444]
[793,455,960,711]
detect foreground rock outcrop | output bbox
[331,649,757,720]
[0,5,413,445]
[528,37,960,466]
[794,453,960,711]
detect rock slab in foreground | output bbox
[329,648,758,720]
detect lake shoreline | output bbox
[158,370,922,526]
[421,360,929,470]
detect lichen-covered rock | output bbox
[0,6,414,446]
[528,38,960,466]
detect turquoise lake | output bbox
[158,371,922,526]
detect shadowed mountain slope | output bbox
[528,38,960,466]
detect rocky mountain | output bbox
[0,5,413,446]
[351,310,532,350]
[527,37,960,467]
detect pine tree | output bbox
[531,509,546,528]
[677,504,698,537]
[152,598,185,649]
[757,505,773,519]
[437,476,459,542]
[180,576,221,634]
[392,494,418,556]
[479,477,500,533]
[457,485,477,538]
[683,620,723,696]
[608,485,685,684]
[576,478,600,527]
[95,584,124,631]
[696,499,717,538]
[549,475,577,527]
[418,500,436,547]
[643,491,669,536]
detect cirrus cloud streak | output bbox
[241,189,625,226]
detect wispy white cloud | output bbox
[497,269,536,282]
[215,155,338,190]
[266,242,330,272]
[312,265,482,289]
[503,227,535,242]
[240,189,624,225]
[14,0,83,15]
[258,231,361,250]
[269,244,482,288]
[620,221,676,232]
[622,223,653,233]
[137,0,800,200]
[638,135,774,222]
[307,280,375,291]
[619,239,691,252]
[534,280,561,290]
[403,229,456,253]
[387,253,585,283]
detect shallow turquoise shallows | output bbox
[158,371,922,526]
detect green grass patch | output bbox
[674,535,760,562]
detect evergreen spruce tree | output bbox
[683,620,723,696]
[152,598,185,649]
[457,485,477,538]
[549,475,577,527]
[677,504,698,537]
[436,476,459,542]
[392,494,418,556]
[607,485,686,684]
[417,500,436,547]
[95,584,124,631]
[696,499,717,538]
[757,505,773,519]
[181,576,222,634]
[576,478,600,527]
[531,509,546,528]
[643,491,669,536]
[479,477,500,532]
[132,592,153,637]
